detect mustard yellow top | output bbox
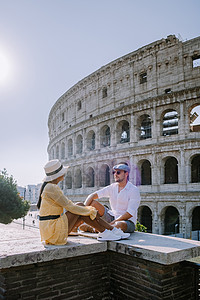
[39,183,97,245]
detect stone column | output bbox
[95,161,100,189]
[130,113,137,144]
[83,128,87,153]
[95,125,100,150]
[110,119,117,147]
[179,147,186,186]
[178,99,185,136]
[152,208,159,234]
[151,100,157,140]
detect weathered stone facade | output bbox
[47,35,200,237]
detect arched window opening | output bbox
[140,206,152,233]
[192,207,200,231]
[141,160,151,185]
[140,115,152,139]
[87,131,95,151]
[190,104,200,132]
[162,110,178,136]
[65,171,72,189]
[164,157,178,184]
[61,142,65,159]
[76,135,83,154]
[118,121,130,143]
[99,164,110,187]
[102,87,107,98]
[100,126,110,147]
[56,145,59,159]
[191,155,200,183]
[86,167,95,187]
[77,100,82,111]
[74,169,82,188]
[164,206,179,235]
[68,139,73,156]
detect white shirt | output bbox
[97,181,141,224]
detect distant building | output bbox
[17,184,42,204]
[17,186,26,198]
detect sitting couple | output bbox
[37,160,141,245]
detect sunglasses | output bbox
[112,170,126,175]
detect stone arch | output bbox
[192,206,200,231]
[117,120,130,144]
[164,156,178,184]
[85,167,95,187]
[162,109,178,136]
[74,168,82,188]
[138,114,152,140]
[68,139,73,156]
[61,142,65,159]
[163,206,180,235]
[191,154,200,183]
[100,125,111,147]
[87,130,95,151]
[189,103,200,132]
[65,171,72,189]
[76,134,83,154]
[138,205,152,233]
[99,164,110,187]
[139,159,152,185]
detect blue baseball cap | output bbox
[113,164,130,173]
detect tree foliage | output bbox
[135,221,147,232]
[0,169,30,224]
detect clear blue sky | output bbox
[0,0,199,187]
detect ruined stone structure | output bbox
[47,35,200,237]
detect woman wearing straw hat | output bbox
[37,159,128,245]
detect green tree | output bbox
[0,169,30,224]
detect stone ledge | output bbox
[80,231,200,264]
[107,232,200,265]
[0,223,107,269]
[1,223,200,269]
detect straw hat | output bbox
[43,159,69,182]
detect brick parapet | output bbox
[1,222,200,299]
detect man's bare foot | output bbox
[79,223,98,233]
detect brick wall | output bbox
[0,253,109,300]
[109,252,195,300]
[0,251,196,300]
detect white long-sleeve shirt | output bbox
[97,181,141,224]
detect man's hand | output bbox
[111,212,133,224]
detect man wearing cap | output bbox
[83,163,141,233]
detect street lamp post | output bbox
[23,188,26,230]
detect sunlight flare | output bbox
[0,50,12,85]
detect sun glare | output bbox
[0,50,12,85]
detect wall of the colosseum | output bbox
[47,35,200,236]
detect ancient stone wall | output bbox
[47,35,200,236]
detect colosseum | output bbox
[47,35,200,238]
